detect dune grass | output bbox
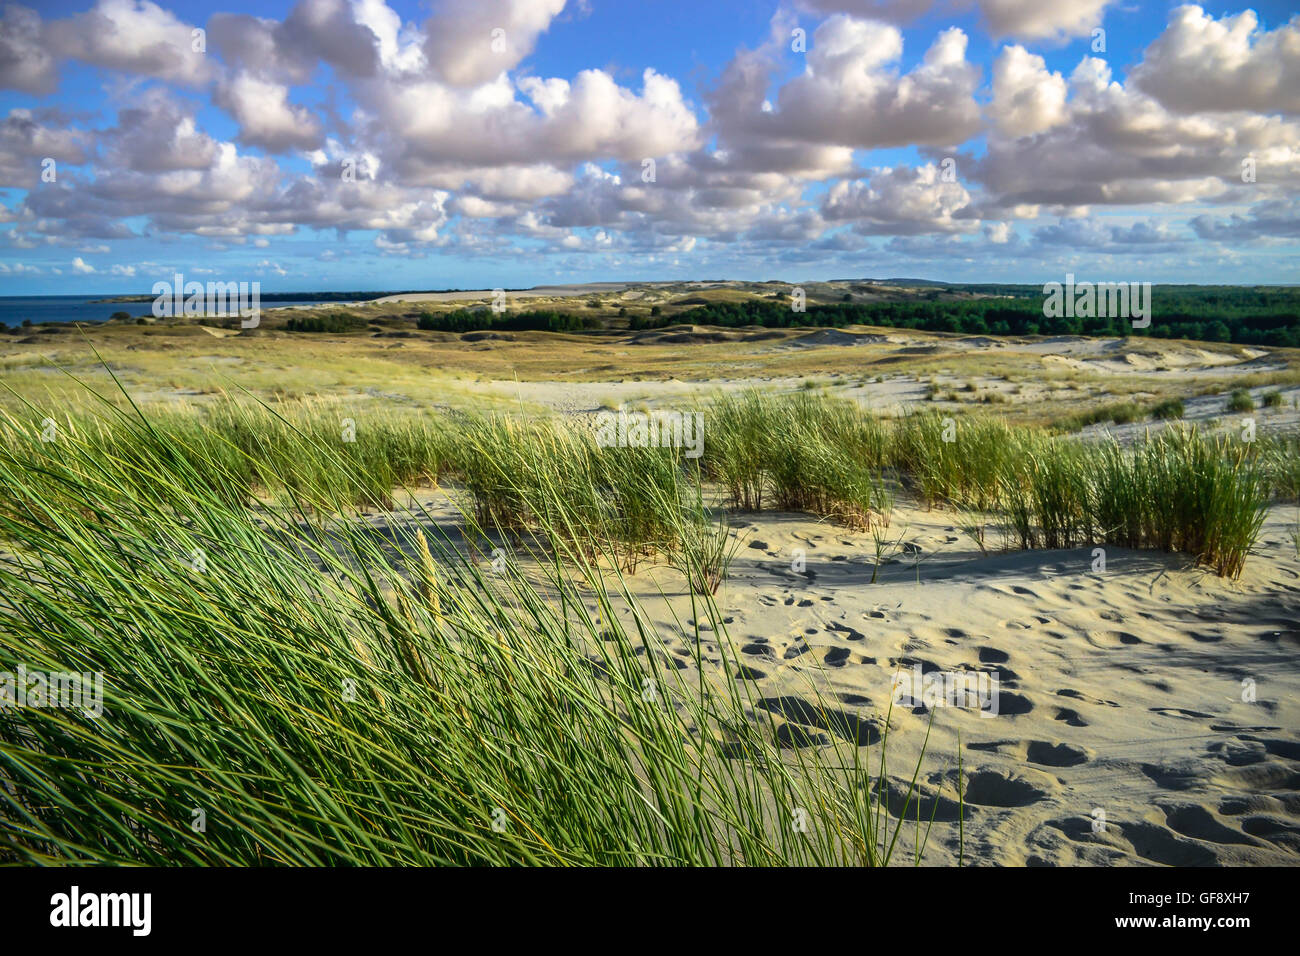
[703,390,889,528]
[0,376,1290,866]
[1149,397,1185,420]
[0,386,950,866]
[702,395,1275,579]
[1227,388,1255,413]
[924,419,1268,578]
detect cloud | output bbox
[0,109,92,188]
[46,0,212,85]
[279,0,383,77]
[0,4,58,93]
[976,0,1113,42]
[71,255,95,273]
[987,45,1067,137]
[821,163,975,235]
[423,0,567,87]
[365,66,701,181]
[972,56,1300,212]
[1191,199,1300,241]
[1033,216,1190,252]
[1132,6,1300,116]
[215,72,325,152]
[794,1,933,23]
[101,91,218,172]
[4,0,1298,278]
[713,18,980,153]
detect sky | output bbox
[0,0,1297,293]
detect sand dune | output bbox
[481,498,1300,866]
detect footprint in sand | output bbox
[775,723,831,748]
[1085,630,1143,648]
[881,780,971,823]
[822,646,850,667]
[1238,736,1300,761]
[971,739,1090,767]
[961,769,1054,808]
[826,621,866,641]
[1161,804,1257,846]
[996,693,1034,716]
[1150,706,1215,720]
[1110,821,1222,866]
[1053,707,1088,727]
[1026,741,1090,767]
[891,656,942,674]
[1240,816,1300,852]
[757,696,880,746]
[1057,688,1119,708]
[1140,763,1204,791]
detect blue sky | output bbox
[1,0,1297,293]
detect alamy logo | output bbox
[1042,273,1150,329]
[50,886,151,936]
[0,664,102,718]
[595,406,704,459]
[152,272,261,328]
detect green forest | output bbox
[634,286,1300,347]
[418,308,602,333]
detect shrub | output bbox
[1109,402,1143,425]
[1150,397,1185,420]
[285,312,366,333]
[1226,389,1255,413]
[417,309,598,333]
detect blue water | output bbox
[0,295,363,328]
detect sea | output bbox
[0,295,365,328]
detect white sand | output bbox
[408,489,1300,866]
[626,505,1300,865]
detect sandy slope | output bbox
[371,282,644,304]
[406,491,1299,866]
[643,506,1300,865]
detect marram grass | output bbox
[0,388,948,866]
[1,382,1288,865]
